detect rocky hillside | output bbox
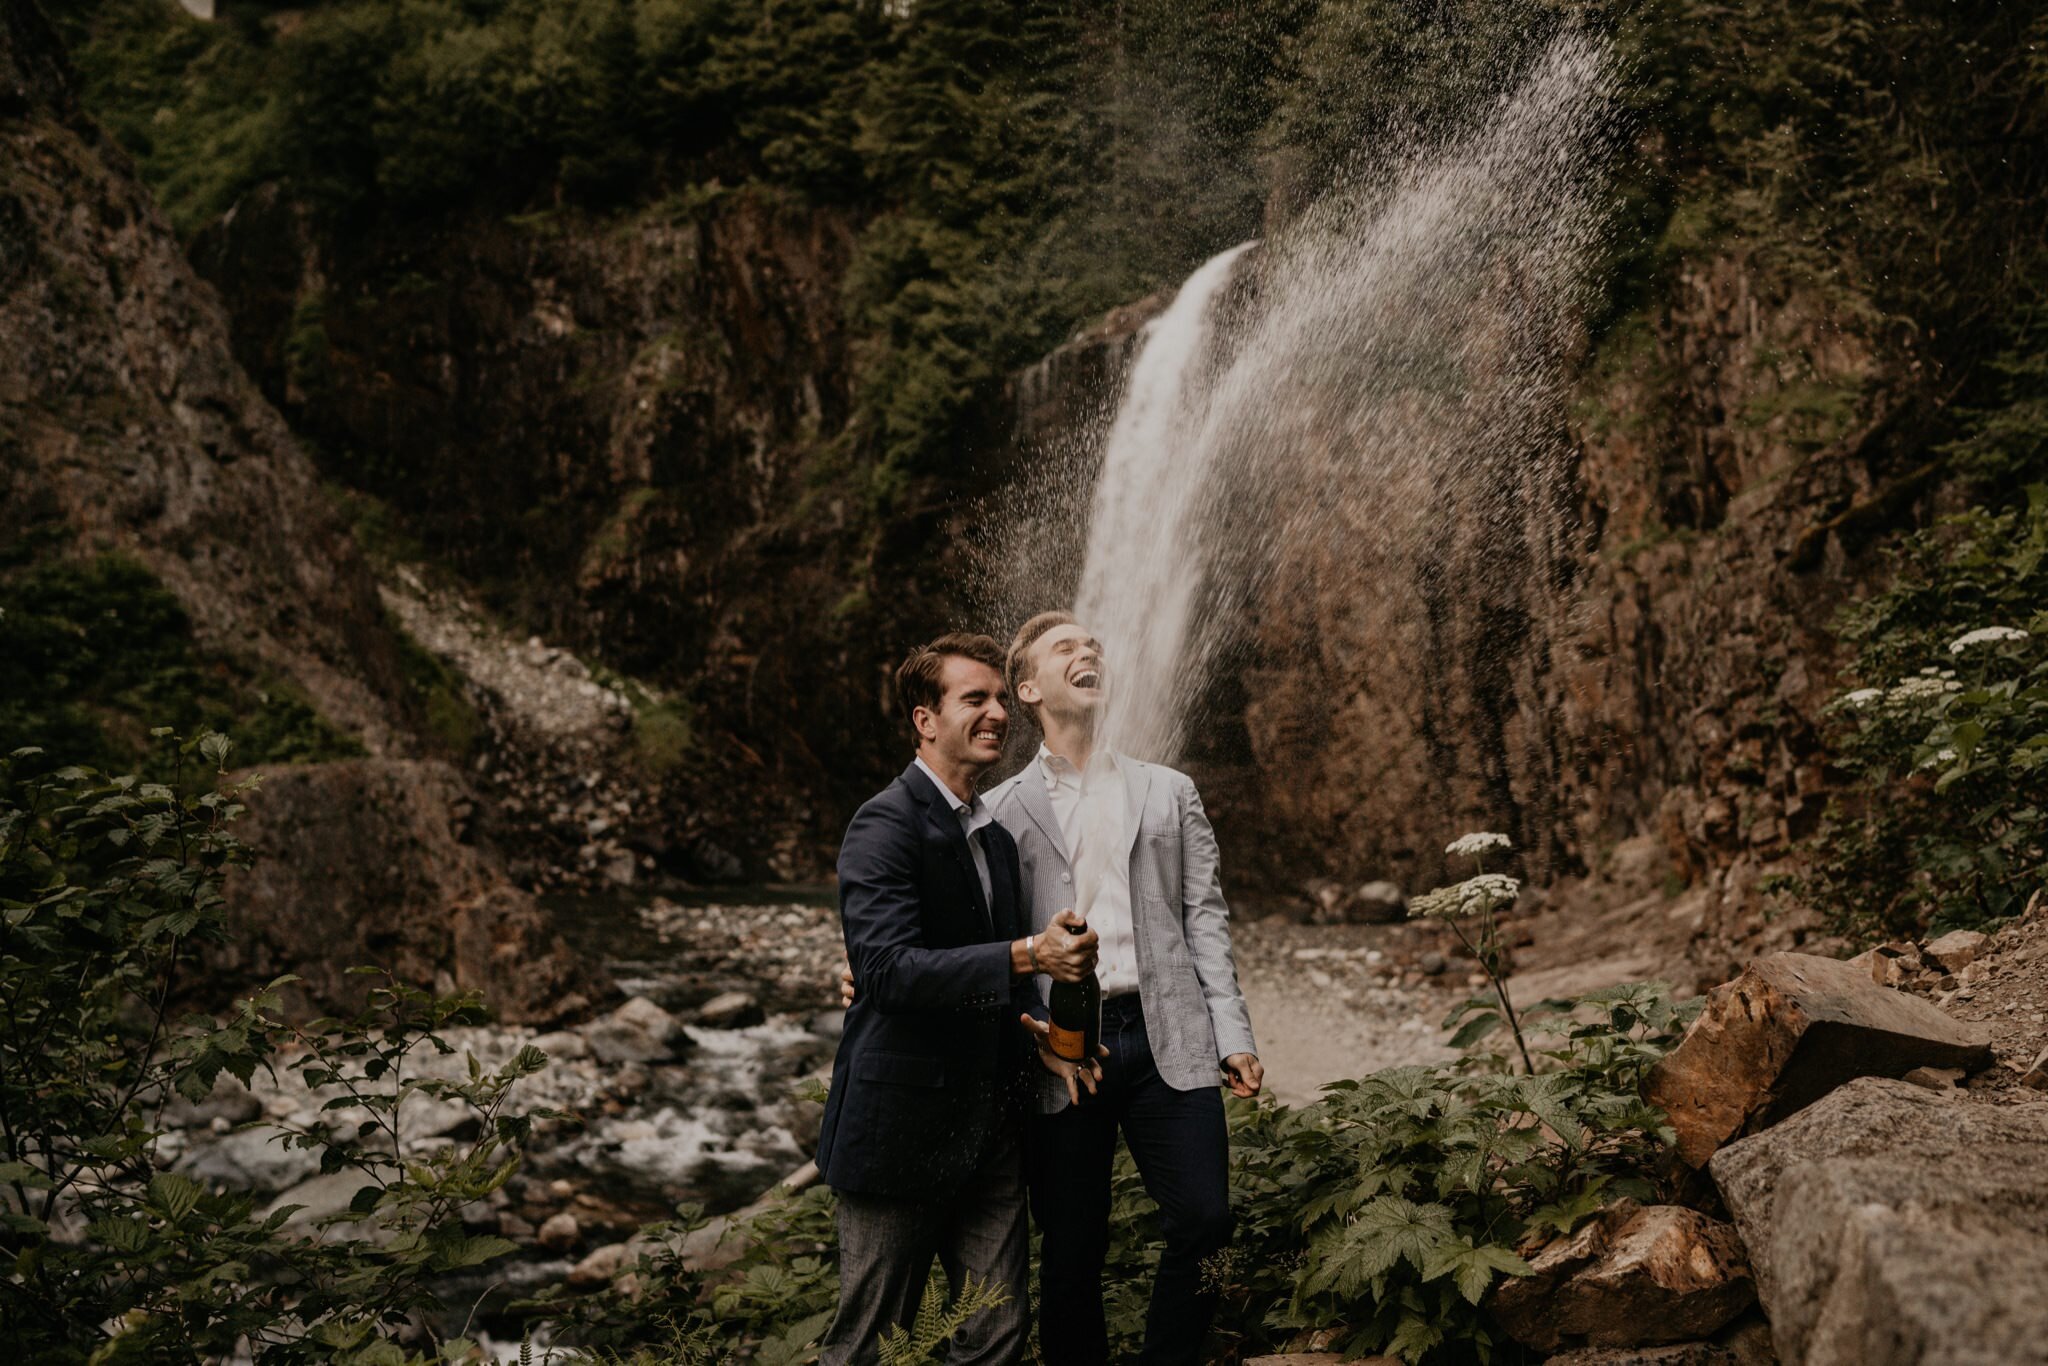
[0,0,407,754]
[0,3,579,1019]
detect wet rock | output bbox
[1921,929,1988,973]
[1709,1077,2048,1366]
[537,1211,581,1252]
[1490,1203,1755,1352]
[697,990,766,1029]
[585,997,691,1064]
[1644,952,1993,1167]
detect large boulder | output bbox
[1644,953,1991,1166]
[219,759,587,1023]
[1490,1203,1755,1352]
[1709,1077,2048,1365]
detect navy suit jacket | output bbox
[816,762,1033,1199]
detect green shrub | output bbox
[0,556,362,779]
[1795,489,2048,942]
[0,735,559,1362]
[1197,982,1695,1363]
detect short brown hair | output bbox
[1006,610,1076,722]
[895,632,1006,737]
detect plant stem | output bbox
[1450,919,1534,1074]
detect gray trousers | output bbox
[819,1138,1029,1366]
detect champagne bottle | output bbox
[1047,918,1100,1067]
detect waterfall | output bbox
[1071,241,1258,768]
[1068,30,1615,766]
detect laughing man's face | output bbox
[918,655,1009,770]
[1023,622,1105,722]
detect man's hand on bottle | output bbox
[1020,1013,1107,1107]
[1034,908,1099,981]
[1221,1052,1264,1099]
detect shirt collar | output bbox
[913,756,992,831]
[1037,743,1118,790]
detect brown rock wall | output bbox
[0,5,411,752]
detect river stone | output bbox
[584,996,691,1064]
[1709,1077,2048,1365]
[1644,952,1992,1166]
[696,990,765,1029]
[262,1171,391,1243]
[538,1211,581,1252]
[1490,1203,1755,1352]
[178,1127,320,1194]
[1352,880,1408,923]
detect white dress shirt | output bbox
[1039,744,1139,997]
[913,756,994,910]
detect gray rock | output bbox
[262,1171,389,1242]
[1352,880,1408,923]
[1419,951,1447,976]
[1709,1077,2048,1365]
[532,1029,590,1061]
[696,990,765,1029]
[584,996,691,1064]
[158,1075,264,1130]
[179,1127,320,1194]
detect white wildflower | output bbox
[1445,831,1513,858]
[1917,746,1959,771]
[1887,676,1960,704]
[1839,687,1883,708]
[1948,626,2029,654]
[1410,873,1522,921]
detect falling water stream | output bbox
[1068,31,1616,768]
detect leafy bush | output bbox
[0,735,555,1362]
[1202,982,1695,1364]
[0,555,362,780]
[1794,489,2048,942]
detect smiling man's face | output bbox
[1020,621,1105,723]
[918,654,1010,771]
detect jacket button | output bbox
[1061,873,1072,884]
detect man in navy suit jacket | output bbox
[818,633,1100,1365]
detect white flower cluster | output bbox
[1410,872,1522,921]
[1445,831,1513,858]
[1948,625,2030,654]
[1888,673,1962,703]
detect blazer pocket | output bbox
[855,1050,946,1088]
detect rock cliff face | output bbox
[2,6,578,1018]
[0,3,409,752]
[1012,246,1926,963]
[218,759,588,1024]
[190,183,967,873]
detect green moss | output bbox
[629,700,693,776]
[0,554,362,776]
[384,611,484,760]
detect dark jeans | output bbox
[1027,993,1232,1366]
[821,1137,1031,1365]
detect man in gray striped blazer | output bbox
[985,610,1261,1366]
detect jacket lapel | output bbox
[1014,764,1071,865]
[1122,758,1152,862]
[905,763,993,935]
